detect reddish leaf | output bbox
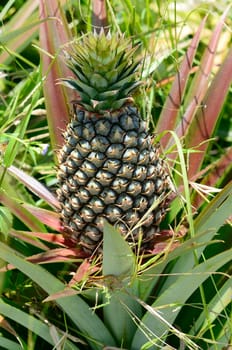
[7,165,60,209]
[22,204,62,231]
[191,147,232,208]
[92,0,108,33]
[68,259,99,287]
[26,247,88,263]
[39,0,79,152]
[187,46,232,178]
[0,315,22,346]
[0,248,88,272]
[10,229,66,248]
[156,17,206,149]
[43,287,79,302]
[10,229,49,250]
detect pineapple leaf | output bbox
[189,277,232,337]
[102,223,142,347]
[157,16,207,148]
[157,180,232,297]
[0,189,46,233]
[6,165,60,209]
[103,222,135,277]
[22,204,62,231]
[132,247,232,348]
[186,47,232,178]
[39,0,78,151]
[0,299,80,349]
[0,242,116,349]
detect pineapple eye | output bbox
[104,205,122,223]
[142,180,155,196]
[95,119,111,136]
[123,131,137,147]
[81,160,97,177]
[106,144,124,159]
[67,177,78,191]
[69,125,82,138]
[81,207,95,222]
[78,188,91,203]
[122,148,138,163]
[138,132,149,150]
[67,135,78,147]
[154,208,165,225]
[70,196,81,210]
[84,225,102,242]
[142,213,155,227]
[138,149,150,165]
[154,177,164,195]
[86,178,102,195]
[91,135,109,152]
[74,169,88,185]
[77,140,91,156]
[123,210,140,225]
[146,164,157,179]
[109,125,124,142]
[62,144,73,155]
[119,114,139,130]
[70,149,84,163]
[94,216,105,230]
[103,159,121,174]
[100,189,117,204]
[118,164,134,179]
[127,181,142,196]
[66,159,77,174]
[61,183,69,197]
[89,197,104,213]
[111,177,129,193]
[116,193,133,210]
[88,151,105,167]
[96,170,114,186]
[134,196,148,212]
[149,149,159,162]
[57,164,69,179]
[61,202,73,217]
[82,123,95,139]
[133,166,147,181]
[73,213,85,229]
[116,222,127,235]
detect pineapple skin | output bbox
[57,103,170,253]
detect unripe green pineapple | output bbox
[57,31,170,253]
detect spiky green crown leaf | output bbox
[61,30,141,112]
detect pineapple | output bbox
[57,31,170,253]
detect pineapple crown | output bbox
[61,30,141,113]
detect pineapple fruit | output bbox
[57,31,170,253]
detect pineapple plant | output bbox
[56,31,170,253]
[0,1,231,349]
